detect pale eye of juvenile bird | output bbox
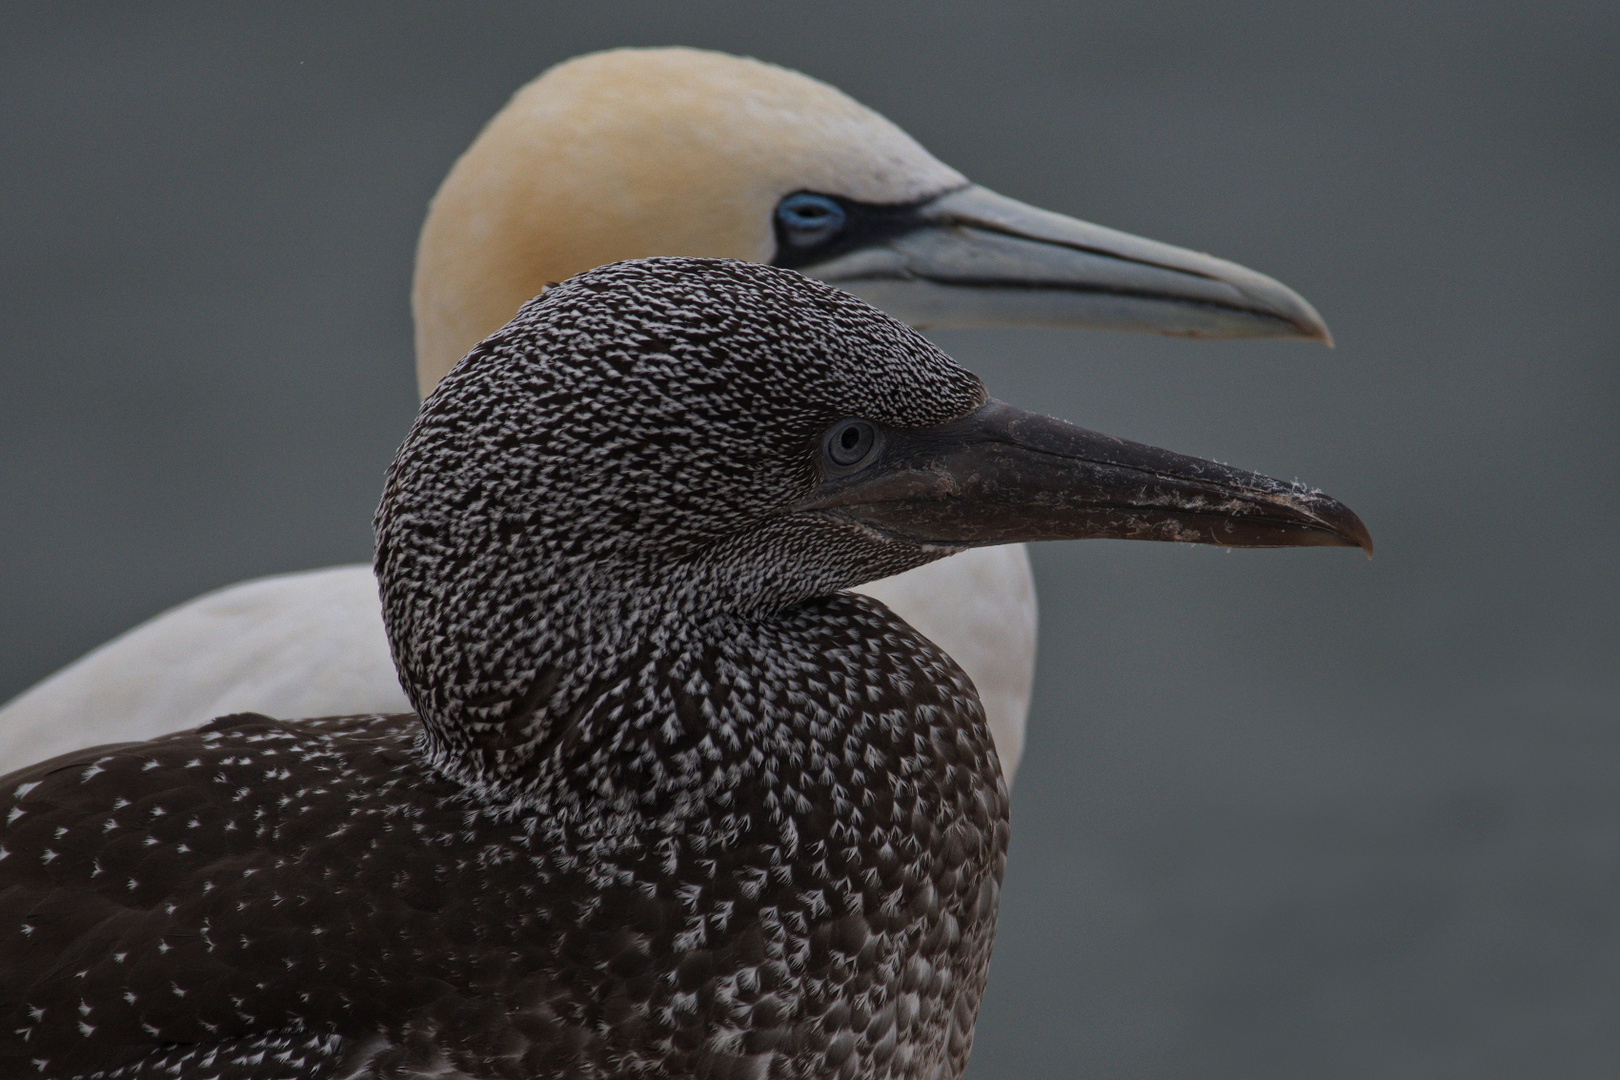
[775,192,847,248]
[822,417,881,468]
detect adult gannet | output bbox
[0,48,1330,780]
[0,259,1368,1080]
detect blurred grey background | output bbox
[2,2,1616,1076]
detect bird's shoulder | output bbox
[0,712,439,1078]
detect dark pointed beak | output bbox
[800,401,1371,554]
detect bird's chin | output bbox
[717,513,962,618]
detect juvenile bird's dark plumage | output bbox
[0,260,1009,1080]
[0,258,1368,1079]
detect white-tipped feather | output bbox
[858,546,1037,780]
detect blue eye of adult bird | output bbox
[776,192,847,247]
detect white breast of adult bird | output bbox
[0,47,1329,780]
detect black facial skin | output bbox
[770,190,942,270]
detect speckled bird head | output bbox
[376,257,986,793]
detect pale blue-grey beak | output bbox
[800,185,1332,344]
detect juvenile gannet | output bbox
[0,258,1367,1080]
[0,48,1331,781]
